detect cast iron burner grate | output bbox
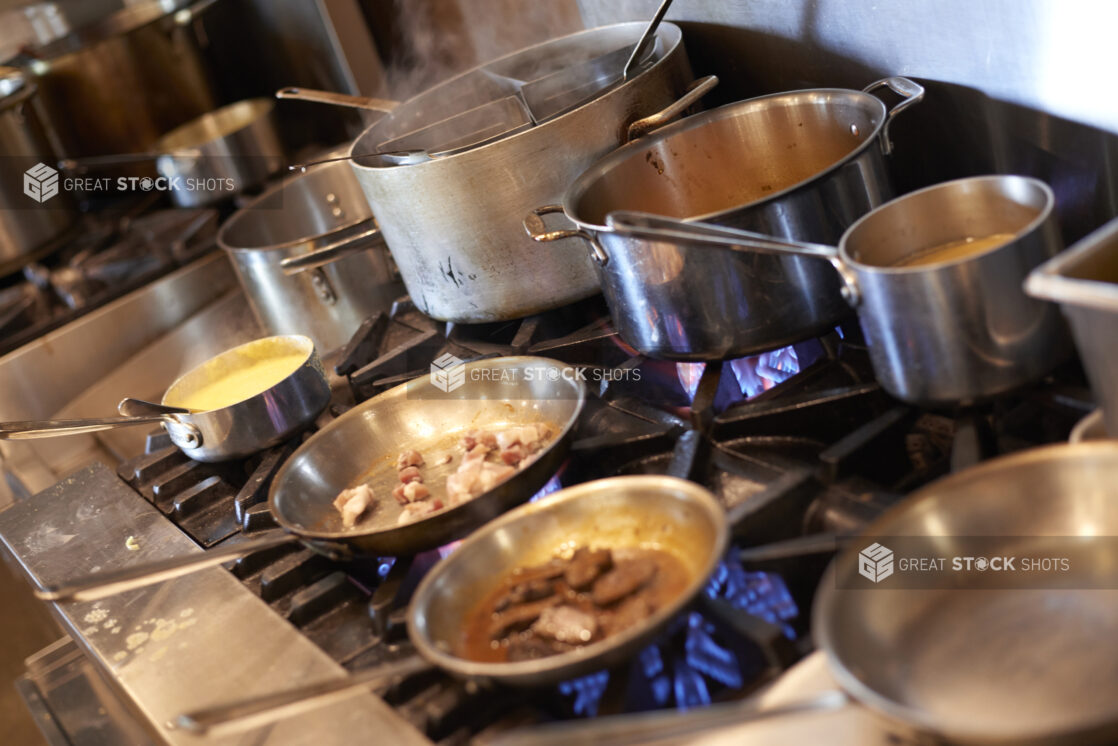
[111,298,1094,743]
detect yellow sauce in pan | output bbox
[165,354,306,411]
[892,232,1017,268]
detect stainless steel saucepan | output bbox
[593,174,1069,406]
[170,475,727,736]
[526,77,925,360]
[32,356,586,603]
[0,335,329,462]
[491,441,1118,746]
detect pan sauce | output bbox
[458,546,690,663]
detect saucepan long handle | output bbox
[174,655,436,736]
[489,690,850,746]
[33,532,297,603]
[0,414,169,440]
[604,210,862,306]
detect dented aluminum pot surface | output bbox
[347,22,693,323]
[526,78,924,360]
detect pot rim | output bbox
[836,174,1056,274]
[217,159,375,254]
[346,21,684,172]
[562,86,890,231]
[154,97,276,153]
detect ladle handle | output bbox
[174,655,436,736]
[0,415,169,439]
[626,75,718,141]
[622,0,674,79]
[33,532,297,603]
[275,87,399,113]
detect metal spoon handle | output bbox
[33,532,297,603]
[0,415,169,440]
[275,87,399,113]
[175,655,435,735]
[622,0,675,79]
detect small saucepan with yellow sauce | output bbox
[605,174,1069,406]
[0,335,330,461]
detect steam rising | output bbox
[383,0,585,99]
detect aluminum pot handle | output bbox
[524,205,610,266]
[604,210,862,306]
[279,226,385,275]
[626,75,719,142]
[275,87,399,114]
[861,76,925,155]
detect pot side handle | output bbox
[279,226,385,275]
[523,205,610,266]
[626,75,719,142]
[861,77,925,155]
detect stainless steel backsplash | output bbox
[576,0,1118,242]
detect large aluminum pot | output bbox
[154,98,285,208]
[21,0,220,163]
[526,77,924,360]
[1026,215,1118,437]
[604,174,1068,407]
[0,67,76,275]
[218,159,401,353]
[347,22,695,323]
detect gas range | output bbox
[0,202,219,358]
[0,291,1093,745]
